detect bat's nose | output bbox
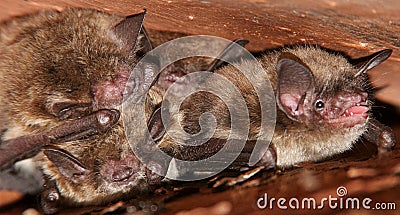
[337,91,368,103]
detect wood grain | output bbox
[1,0,398,106]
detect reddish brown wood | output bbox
[1,0,399,106]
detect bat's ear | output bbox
[276,53,315,122]
[125,56,160,102]
[206,38,249,72]
[155,38,249,97]
[138,27,153,54]
[44,147,89,184]
[111,10,152,54]
[354,49,392,77]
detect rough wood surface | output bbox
[1,0,399,107]
[0,1,399,214]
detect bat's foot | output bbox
[377,129,396,154]
[364,118,396,154]
[145,160,168,188]
[255,146,277,169]
[40,178,60,215]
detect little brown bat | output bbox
[0,8,162,214]
[145,33,249,142]
[156,46,396,174]
[0,12,249,212]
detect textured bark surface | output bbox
[0,1,399,214]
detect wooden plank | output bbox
[2,0,398,106]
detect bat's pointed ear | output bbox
[355,49,392,77]
[44,147,89,183]
[111,9,152,53]
[276,52,315,122]
[155,38,249,97]
[206,38,249,72]
[124,55,160,102]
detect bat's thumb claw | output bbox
[95,109,120,132]
[380,130,396,149]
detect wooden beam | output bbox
[1,0,399,106]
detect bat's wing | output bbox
[0,109,120,171]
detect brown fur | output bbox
[158,46,375,167]
[0,8,159,206]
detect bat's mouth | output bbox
[328,103,369,127]
[342,103,369,118]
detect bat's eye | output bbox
[315,100,324,110]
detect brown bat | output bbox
[0,11,249,212]
[0,8,162,214]
[145,33,249,143]
[155,46,396,174]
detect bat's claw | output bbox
[41,178,60,215]
[95,109,120,132]
[255,146,277,169]
[378,129,396,151]
[364,118,396,153]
